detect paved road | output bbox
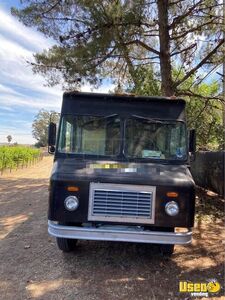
[0,157,224,300]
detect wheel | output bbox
[56,237,77,252]
[144,226,175,256]
[160,244,174,256]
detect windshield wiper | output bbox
[101,114,118,120]
[82,114,119,127]
[132,115,167,124]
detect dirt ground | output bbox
[0,157,224,300]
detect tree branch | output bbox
[171,42,197,56]
[175,39,224,88]
[124,40,160,55]
[29,61,67,70]
[41,0,62,15]
[169,0,186,6]
[169,0,204,29]
[189,100,210,123]
[116,37,138,86]
[177,89,224,103]
[87,48,116,69]
[171,19,220,40]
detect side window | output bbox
[65,121,72,151]
[58,116,74,152]
[170,124,186,158]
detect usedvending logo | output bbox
[179,279,221,297]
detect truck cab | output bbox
[48,92,196,255]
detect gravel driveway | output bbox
[0,157,224,300]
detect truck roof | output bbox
[62,92,186,121]
[63,91,185,104]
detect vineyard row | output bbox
[0,146,42,174]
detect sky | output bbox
[0,1,222,144]
[0,0,111,144]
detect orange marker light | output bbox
[166,192,179,198]
[67,186,79,192]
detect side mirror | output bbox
[48,122,56,154]
[189,129,196,153]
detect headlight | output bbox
[64,196,79,211]
[165,201,179,216]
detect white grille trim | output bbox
[88,183,156,224]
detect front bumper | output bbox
[48,221,192,245]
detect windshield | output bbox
[58,115,121,156]
[58,114,187,160]
[125,117,187,160]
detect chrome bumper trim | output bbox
[48,221,192,245]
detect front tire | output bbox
[160,244,174,256]
[56,237,77,252]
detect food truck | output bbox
[48,92,196,255]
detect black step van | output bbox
[48,92,196,255]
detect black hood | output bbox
[51,158,194,187]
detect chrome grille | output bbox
[88,183,156,224]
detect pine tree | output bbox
[12,0,223,98]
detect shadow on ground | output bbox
[0,177,224,300]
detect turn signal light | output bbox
[67,186,79,192]
[166,192,179,198]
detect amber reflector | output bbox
[166,192,178,198]
[67,186,79,192]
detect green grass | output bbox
[0,146,41,171]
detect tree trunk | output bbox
[157,0,174,96]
